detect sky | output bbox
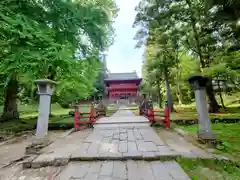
[105,0,144,77]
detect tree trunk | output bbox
[218,79,225,109]
[163,68,174,112]
[185,0,220,112]
[1,73,19,121]
[156,81,162,108]
[176,92,183,105]
[177,83,183,105]
[206,78,220,113]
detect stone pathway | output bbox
[156,129,215,158]
[0,109,215,179]
[30,125,181,168]
[55,160,191,180]
[96,109,148,124]
[31,111,182,166]
[2,161,190,180]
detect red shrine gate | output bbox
[104,72,142,103]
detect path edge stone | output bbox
[23,153,232,169]
[173,127,238,164]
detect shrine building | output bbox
[104,72,142,101]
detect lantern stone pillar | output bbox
[25,79,56,155]
[35,79,56,138]
[188,75,216,140]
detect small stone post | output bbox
[188,75,216,141]
[35,79,56,138]
[26,79,56,155]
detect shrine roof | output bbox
[105,72,141,81]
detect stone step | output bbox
[70,152,181,161]
[28,154,181,169]
[24,151,218,169]
[95,121,149,125]
[94,123,151,128]
[54,160,191,180]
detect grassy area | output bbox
[177,158,240,180]
[0,103,72,119]
[153,106,240,121]
[153,92,240,121]
[0,103,92,136]
[170,106,240,121]
[217,92,240,107]
[0,103,92,118]
[178,123,240,162]
[168,93,240,179]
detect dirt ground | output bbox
[0,130,68,179]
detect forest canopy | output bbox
[0,0,118,121]
[134,0,240,111]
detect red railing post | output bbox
[90,105,95,124]
[147,109,151,121]
[74,106,80,130]
[148,108,154,122]
[151,109,155,123]
[166,107,170,128]
[163,106,170,128]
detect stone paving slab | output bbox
[97,110,148,124]
[0,108,215,180]
[156,129,214,159]
[94,123,150,128]
[29,125,181,167]
[27,122,216,168]
[112,109,135,116]
[23,108,215,172]
[55,160,191,180]
[96,109,149,126]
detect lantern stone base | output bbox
[25,137,51,155]
[197,130,216,141]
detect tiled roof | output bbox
[105,72,140,81]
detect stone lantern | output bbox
[35,79,56,138]
[188,75,216,141]
[25,79,56,155]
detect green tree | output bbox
[0,0,118,121]
[134,0,240,112]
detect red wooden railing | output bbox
[141,106,170,128]
[74,105,106,129]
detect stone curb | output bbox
[173,127,214,151]
[173,127,236,164]
[59,128,75,138]
[70,154,180,161]
[29,158,70,169]
[23,153,225,169]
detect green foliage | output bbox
[180,122,240,162]
[177,158,240,180]
[134,0,240,107]
[56,57,101,106]
[0,0,118,118]
[0,103,92,135]
[205,0,240,43]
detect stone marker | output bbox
[35,79,56,138]
[188,75,216,140]
[26,79,56,155]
